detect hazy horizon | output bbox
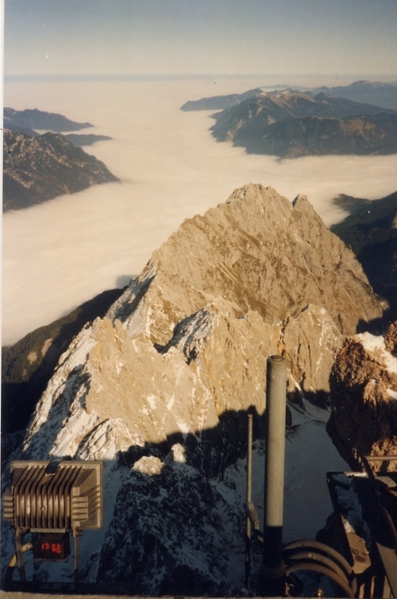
[5,1,397,79]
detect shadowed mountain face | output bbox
[327,191,397,474]
[3,129,119,211]
[331,191,397,321]
[209,91,397,158]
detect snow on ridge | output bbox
[387,388,397,400]
[23,324,98,446]
[50,401,100,458]
[358,331,386,352]
[356,331,397,374]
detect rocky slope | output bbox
[209,91,397,157]
[3,129,119,211]
[17,184,380,454]
[2,184,385,592]
[327,320,397,471]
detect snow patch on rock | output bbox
[358,331,397,374]
[133,455,165,475]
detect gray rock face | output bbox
[4,184,385,592]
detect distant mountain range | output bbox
[181,81,397,158]
[3,129,118,211]
[308,80,397,111]
[3,107,117,211]
[180,88,263,111]
[181,80,397,112]
[4,125,112,148]
[4,107,93,132]
[62,133,112,147]
[4,107,112,146]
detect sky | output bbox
[4,0,397,79]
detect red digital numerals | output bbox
[40,542,62,554]
[33,534,70,561]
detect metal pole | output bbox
[15,528,27,583]
[261,354,287,596]
[74,529,81,591]
[245,413,253,588]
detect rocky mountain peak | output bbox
[15,183,384,464]
[109,183,382,345]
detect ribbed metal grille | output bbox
[3,460,102,532]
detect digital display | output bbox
[33,533,70,561]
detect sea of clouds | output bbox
[3,76,397,345]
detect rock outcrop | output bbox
[2,184,385,592]
[327,320,397,470]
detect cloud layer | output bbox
[3,77,397,345]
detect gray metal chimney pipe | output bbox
[261,354,287,595]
